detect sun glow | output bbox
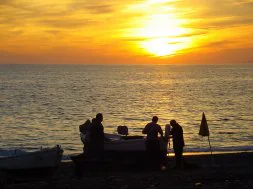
[134,13,192,57]
[141,38,190,57]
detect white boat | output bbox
[79,122,169,155]
[71,124,170,172]
[81,133,168,153]
[0,145,63,177]
[79,124,169,163]
[79,121,169,155]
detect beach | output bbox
[3,152,253,189]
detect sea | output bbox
[0,64,252,159]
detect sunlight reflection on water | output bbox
[0,64,252,155]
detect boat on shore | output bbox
[0,145,63,178]
[81,132,168,154]
[78,122,169,163]
[71,126,169,174]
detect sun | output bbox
[134,14,192,57]
[141,37,190,57]
[141,38,177,56]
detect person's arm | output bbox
[169,128,174,138]
[180,127,185,146]
[158,125,163,137]
[142,124,148,134]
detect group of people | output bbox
[83,113,185,169]
[143,116,185,169]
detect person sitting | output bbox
[142,116,163,168]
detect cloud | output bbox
[0,0,16,7]
[122,30,208,42]
[39,18,96,29]
[187,40,234,52]
[184,16,253,31]
[233,0,253,6]
[0,29,24,40]
[0,0,136,30]
[163,0,253,29]
[0,1,110,30]
[69,2,115,14]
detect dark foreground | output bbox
[2,152,253,189]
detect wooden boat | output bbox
[0,145,63,178]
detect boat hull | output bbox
[81,133,168,161]
[0,146,63,177]
[104,137,167,152]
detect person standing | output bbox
[142,116,163,166]
[170,119,185,169]
[90,113,105,160]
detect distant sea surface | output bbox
[0,64,252,158]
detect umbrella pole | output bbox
[208,136,214,166]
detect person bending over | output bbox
[170,119,185,169]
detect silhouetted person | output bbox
[170,120,184,169]
[90,113,104,160]
[143,116,163,168]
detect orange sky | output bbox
[1,0,253,64]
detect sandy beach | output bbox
[2,152,253,189]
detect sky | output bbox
[0,0,253,64]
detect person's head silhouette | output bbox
[96,113,103,123]
[152,116,158,123]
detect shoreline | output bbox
[61,150,253,161]
[171,150,253,156]
[3,151,253,189]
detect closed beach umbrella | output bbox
[199,112,209,136]
[199,112,214,166]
